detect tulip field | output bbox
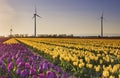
[0,38,67,78]
[0,38,120,78]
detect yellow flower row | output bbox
[4,38,19,44]
[25,38,120,58]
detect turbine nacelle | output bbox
[32,13,42,19]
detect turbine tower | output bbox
[10,26,13,36]
[33,6,41,37]
[101,13,104,37]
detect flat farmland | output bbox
[0,38,120,78]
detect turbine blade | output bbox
[35,5,37,14]
[36,14,42,18]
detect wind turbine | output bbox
[10,26,13,37]
[33,6,41,37]
[100,12,104,37]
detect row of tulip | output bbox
[0,37,9,43]
[16,38,120,78]
[0,39,67,78]
[24,38,120,49]
[3,38,19,44]
[25,38,120,56]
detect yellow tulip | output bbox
[103,70,109,77]
[109,75,115,78]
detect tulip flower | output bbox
[8,62,14,71]
[29,68,36,75]
[39,73,46,78]
[42,62,48,70]
[25,62,31,69]
[32,75,38,78]
[16,68,21,75]
[55,66,63,74]
[0,58,3,65]
[20,69,29,78]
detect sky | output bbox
[0,0,120,36]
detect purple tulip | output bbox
[56,66,63,74]
[8,62,14,71]
[42,62,48,70]
[39,73,46,78]
[17,61,25,68]
[33,64,38,70]
[7,57,12,63]
[47,71,56,78]
[25,62,30,69]
[1,63,6,71]
[32,75,38,78]
[16,68,21,75]
[37,56,41,60]
[29,57,33,63]
[20,69,29,78]
[0,58,3,65]
[58,75,62,78]
[29,68,36,75]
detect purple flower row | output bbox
[0,44,67,78]
[0,38,9,43]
